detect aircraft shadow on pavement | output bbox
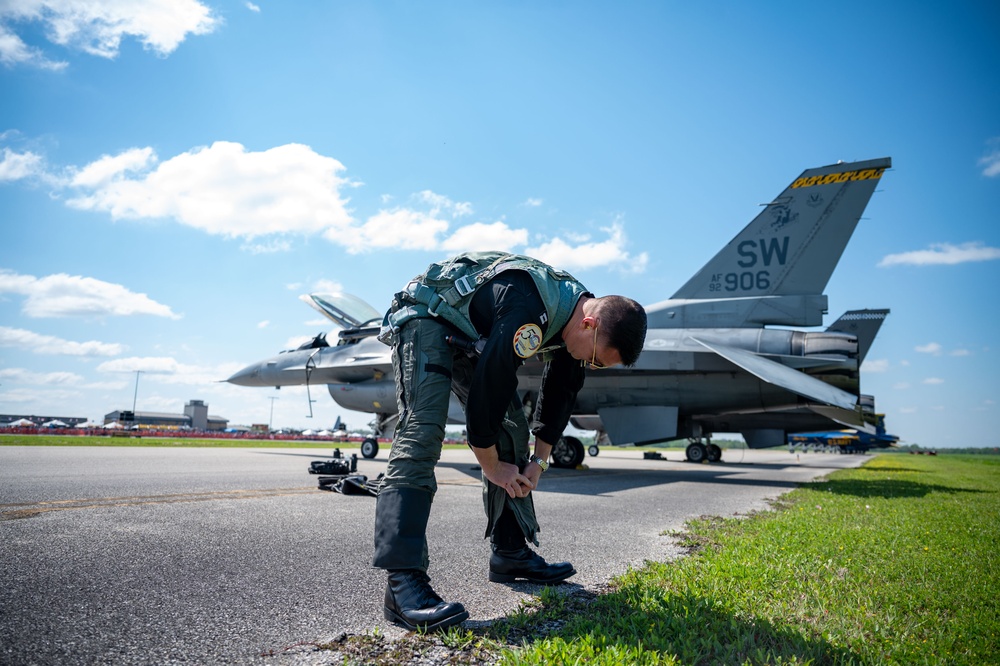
[432,460,802,497]
[253,450,361,460]
[250,452,811,497]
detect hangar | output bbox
[104,400,229,431]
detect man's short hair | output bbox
[595,295,647,367]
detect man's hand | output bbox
[471,445,534,498]
[523,461,543,489]
[523,438,554,489]
[486,459,534,498]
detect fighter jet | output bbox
[227,157,892,466]
[787,410,899,454]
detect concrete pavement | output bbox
[0,444,867,664]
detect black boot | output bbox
[373,487,433,571]
[384,570,469,631]
[489,545,576,584]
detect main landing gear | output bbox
[685,437,722,463]
[551,435,586,469]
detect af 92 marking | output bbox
[708,271,771,292]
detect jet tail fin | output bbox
[825,309,889,364]
[647,157,891,329]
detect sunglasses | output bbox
[585,323,605,370]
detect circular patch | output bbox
[512,323,543,359]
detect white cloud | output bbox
[878,242,1000,267]
[522,198,543,207]
[242,239,292,254]
[67,142,354,241]
[285,335,314,350]
[442,221,529,253]
[0,386,79,405]
[245,2,261,12]
[862,358,889,373]
[922,377,945,385]
[915,342,942,355]
[0,0,219,66]
[311,279,345,294]
[16,141,647,266]
[257,320,270,329]
[417,190,472,217]
[95,356,244,387]
[0,367,84,385]
[0,269,179,319]
[0,148,46,181]
[979,137,1000,177]
[0,23,66,69]
[341,208,449,254]
[0,368,121,390]
[950,348,971,357]
[97,356,179,374]
[0,326,123,356]
[70,147,155,187]
[526,220,648,273]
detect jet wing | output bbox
[808,405,876,434]
[690,336,858,411]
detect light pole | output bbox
[131,370,143,427]
[268,396,279,433]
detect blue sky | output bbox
[2,1,998,447]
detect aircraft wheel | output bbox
[361,437,379,459]
[551,436,585,468]
[588,444,600,457]
[706,444,722,462]
[686,442,708,463]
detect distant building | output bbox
[104,400,228,431]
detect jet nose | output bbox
[226,363,263,386]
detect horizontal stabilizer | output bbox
[691,337,858,410]
[825,309,890,364]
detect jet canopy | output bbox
[301,293,382,329]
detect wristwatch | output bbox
[528,454,549,472]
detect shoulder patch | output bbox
[513,323,543,359]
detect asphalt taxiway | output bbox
[0,445,868,664]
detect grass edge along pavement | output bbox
[305,453,998,665]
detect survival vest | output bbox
[378,251,589,350]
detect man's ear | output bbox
[582,315,598,330]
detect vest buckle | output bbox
[454,274,477,297]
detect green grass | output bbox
[482,454,999,665]
[0,433,473,450]
[0,433,344,448]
